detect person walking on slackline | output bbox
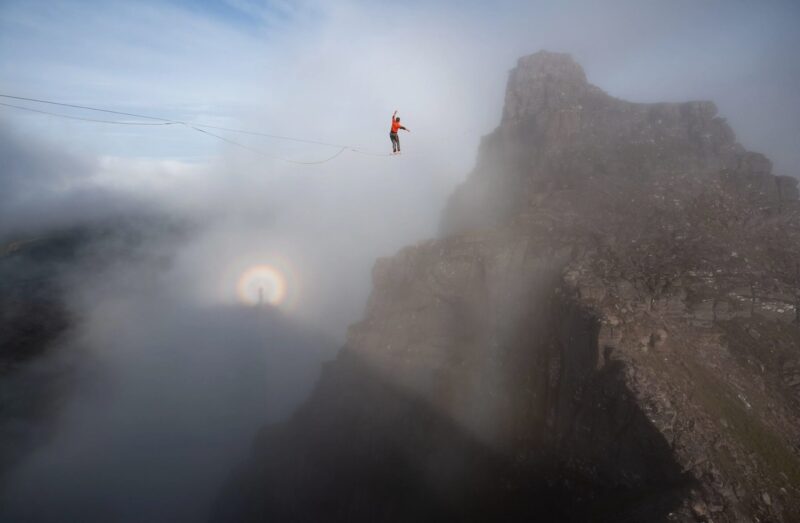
[390,110,409,154]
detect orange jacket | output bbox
[391,115,406,133]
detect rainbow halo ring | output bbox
[236,264,290,307]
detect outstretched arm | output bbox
[392,110,397,123]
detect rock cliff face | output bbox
[216,51,800,522]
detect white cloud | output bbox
[2,0,799,335]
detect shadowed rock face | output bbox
[216,51,800,522]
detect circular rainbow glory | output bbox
[236,264,288,307]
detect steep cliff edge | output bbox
[215,51,800,522]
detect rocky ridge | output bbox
[216,51,800,522]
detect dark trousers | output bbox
[390,132,400,152]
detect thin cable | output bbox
[0,93,396,158]
[0,94,174,123]
[187,123,350,149]
[349,147,395,157]
[0,98,350,163]
[0,102,178,126]
[186,125,395,157]
[0,93,346,148]
[188,125,349,165]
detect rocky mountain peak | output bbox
[442,50,781,233]
[502,50,591,123]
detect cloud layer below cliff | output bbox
[1,0,799,521]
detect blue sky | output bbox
[1,0,799,332]
[1,0,799,172]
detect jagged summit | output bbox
[441,50,790,234]
[502,51,591,122]
[515,50,587,82]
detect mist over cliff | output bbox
[2,2,800,522]
[215,52,800,522]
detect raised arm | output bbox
[392,110,397,123]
